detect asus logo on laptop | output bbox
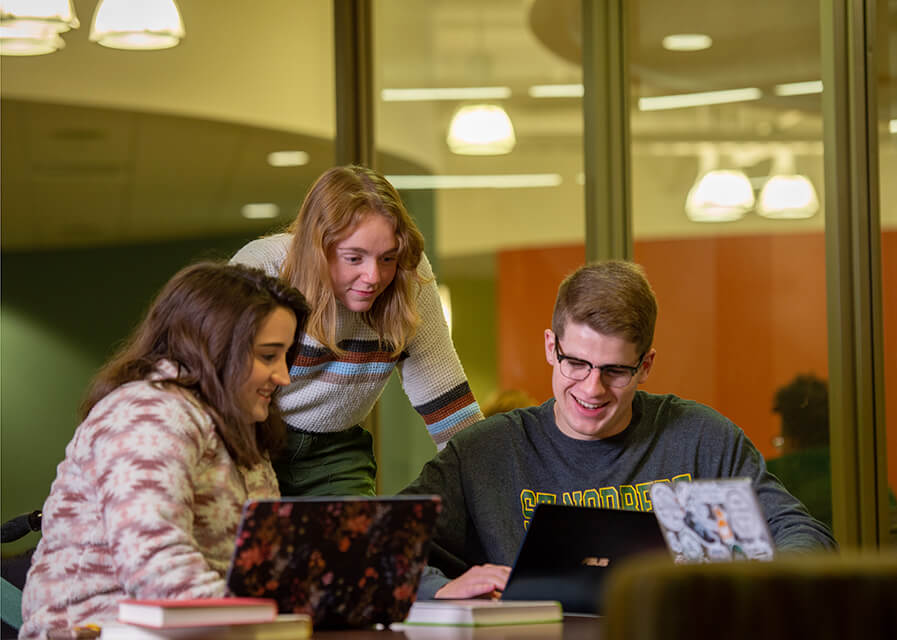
[581,557,610,567]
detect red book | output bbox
[118,598,277,629]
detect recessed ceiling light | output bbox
[890,119,897,134]
[662,34,713,51]
[241,203,279,219]
[267,150,309,167]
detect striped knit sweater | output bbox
[231,234,483,447]
[19,362,280,639]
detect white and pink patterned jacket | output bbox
[19,362,279,639]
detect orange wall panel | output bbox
[497,244,585,404]
[498,232,895,490]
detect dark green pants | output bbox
[273,425,377,497]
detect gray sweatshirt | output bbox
[402,392,837,598]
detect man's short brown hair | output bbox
[551,260,657,356]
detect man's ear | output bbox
[544,329,556,365]
[637,348,656,383]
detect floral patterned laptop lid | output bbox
[225,495,441,629]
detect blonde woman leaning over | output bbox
[231,165,483,497]
[20,263,310,638]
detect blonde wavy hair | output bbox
[282,165,425,356]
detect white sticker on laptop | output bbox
[649,478,775,563]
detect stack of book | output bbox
[98,598,311,639]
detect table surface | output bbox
[312,615,602,639]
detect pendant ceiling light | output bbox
[685,169,755,222]
[757,147,819,219]
[445,8,515,156]
[90,0,184,50]
[447,104,516,155]
[757,175,819,219]
[685,145,754,222]
[0,0,78,56]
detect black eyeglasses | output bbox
[554,339,645,388]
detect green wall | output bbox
[376,271,498,494]
[0,235,254,554]
[443,274,498,405]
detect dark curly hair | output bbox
[81,262,310,467]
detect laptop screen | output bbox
[501,504,668,614]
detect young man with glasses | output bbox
[403,260,837,600]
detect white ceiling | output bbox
[1,0,894,258]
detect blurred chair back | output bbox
[1,510,42,638]
[603,552,897,640]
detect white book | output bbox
[117,598,276,628]
[402,599,562,627]
[99,614,311,640]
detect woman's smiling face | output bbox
[327,212,399,313]
[238,306,296,424]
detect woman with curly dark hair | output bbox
[20,262,309,638]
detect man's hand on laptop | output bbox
[434,563,511,599]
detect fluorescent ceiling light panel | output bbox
[662,33,713,51]
[889,119,896,134]
[385,174,562,190]
[381,86,511,102]
[774,80,823,96]
[639,88,761,111]
[241,203,279,219]
[528,84,584,98]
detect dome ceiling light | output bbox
[446,104,516,155]
[90,0,185,50]
[0,0,78,56]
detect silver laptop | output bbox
[649,477,775,563]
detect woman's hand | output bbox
[434,563,512,599]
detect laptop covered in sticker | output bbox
[649,477,775,563]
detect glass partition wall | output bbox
[373,0,586,492]
[628,1,833,529]
[0,0,336,554]
[2,0,892,548]
[372,0,892,542]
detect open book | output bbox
[402,599,562,627]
